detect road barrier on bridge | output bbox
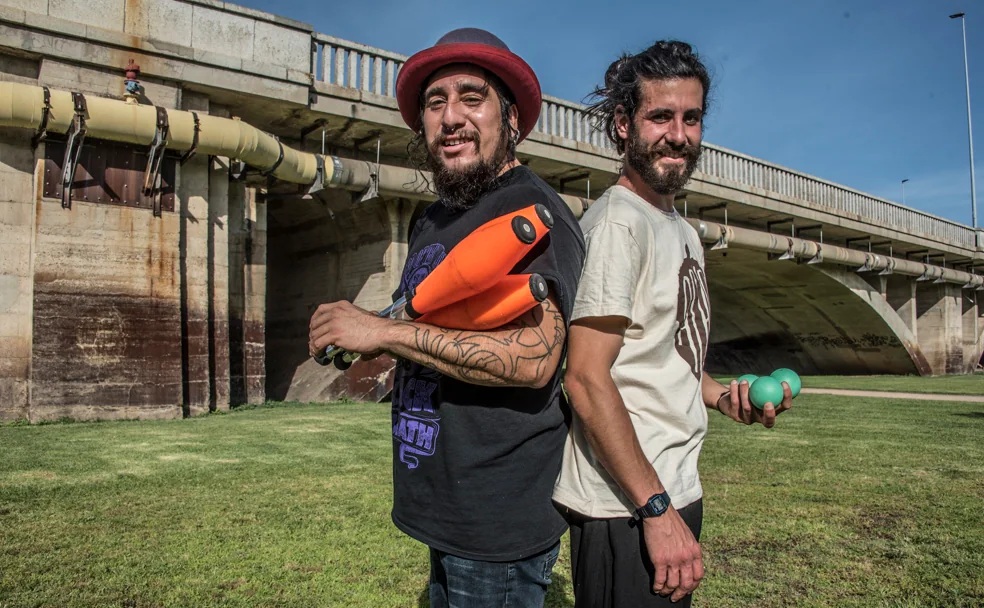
[1,80,980,291]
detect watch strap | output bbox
[634,490,671,519]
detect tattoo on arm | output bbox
[390,297,566,387]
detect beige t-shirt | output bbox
[553,185,711,517]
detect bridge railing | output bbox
[312,34,406,97]
[536,95,615,150]
[697,145,978,250]
[309,34,976,251]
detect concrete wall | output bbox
[0,50,269,421]
[263,190,420,404]
[0,0,313,83]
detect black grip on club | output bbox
[528,273,549,302]
[512,216,536,245]
[534,203,554,229]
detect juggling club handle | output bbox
[314,296,407,366]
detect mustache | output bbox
[650,142,700,160]
[428,130,481,152]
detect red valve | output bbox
[124,59,140,81]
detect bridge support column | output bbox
[963,291,981,372]
[178,155,213,416]
[916,282,966,374]
[0,132,35,421]
[228,184,266,407]
[208,157,231,412]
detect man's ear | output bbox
[508,103,520,136]
[614,105,631,144]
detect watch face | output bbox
[649,493,669,513]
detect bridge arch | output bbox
[704,247,933,376]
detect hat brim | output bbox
[396,43,542,143]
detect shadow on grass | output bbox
[952,411,984,419]
[415,571,574,607]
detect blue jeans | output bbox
[428,541,561,608]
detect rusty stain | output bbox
[32,290,182,408]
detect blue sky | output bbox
[238,0,982,227]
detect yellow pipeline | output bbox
[0,81,319,184]
[0,81,980,289]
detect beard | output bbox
[426,129,511,212]
[625,125,702,196]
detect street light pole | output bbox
[902,178,909,205]
[951,12,978,229]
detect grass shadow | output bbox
[952,411,984,419]
[546,571,575,607]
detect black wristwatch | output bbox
[634,490,671,520]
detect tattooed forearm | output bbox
[381,296,566,388]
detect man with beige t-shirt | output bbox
[553,41,792,607]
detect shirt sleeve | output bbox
[571,220,642,324]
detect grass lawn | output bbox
[2,396,983,607]
[715,373,984,396]
[797,373,984,395]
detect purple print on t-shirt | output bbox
[393,243,447,469]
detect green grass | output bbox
[2,397,983,607]
[797,373,984,395]
[716,372,984,396]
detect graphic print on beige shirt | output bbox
[553,185,711,518]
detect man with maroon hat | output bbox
[308,28,585,607]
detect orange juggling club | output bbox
[415,273,548,330]
[316,203,556,369]
[403,203,554,318]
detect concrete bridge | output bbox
[0,0,981,421]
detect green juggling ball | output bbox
[737,374,759,385]
[749,376,784,410]
[770,368,802,398]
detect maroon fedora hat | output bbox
[396,28,542,143]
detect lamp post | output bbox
[902,178,909,205]
[950,12,978,230]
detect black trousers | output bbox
[565,500,703,608]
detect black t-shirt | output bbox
[390,165,586,561]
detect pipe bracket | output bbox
[60,92,88,209]
[179,111,200,166]
[31,87,51,150]
[230,159,247,182]
[307,154,326,195]
[709,225,728,251]
[261,136,285,177]
[359,138,381,203]
[776,237,796,260]
[856,252,876,273]
[804,243,823,265]
[878,258,896,276]
[143,106,170,216]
